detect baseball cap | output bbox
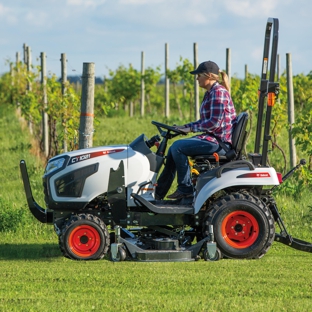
[190,61,219,75]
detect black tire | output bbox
[110,246,127,262]
[203,192,275,259]
[203,248,222,261]
[59,213,110,260]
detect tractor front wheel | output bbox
[203,192,275,259]
[59,213,110,260]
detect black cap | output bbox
[190,61,219,75]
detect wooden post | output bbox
[23,43,27,65]
[61,53,68,152]
[10,63,14,85]
[16,52,20,66]
[165,43,170,118]
[244,64,248,80]
[41,52,49,158]
[226,48,231,94]
[193,43,199,120]
[79,63,95,149]
[277,54,281,105]
[286,53,296,168]
[26,46,31,92]
[140,51,145,116]
[16,52,21,112]
[26,46,32,134]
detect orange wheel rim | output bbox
[221,210,259,249]
[68,225,101,257]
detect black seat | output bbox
[192,112,249,166]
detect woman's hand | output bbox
[174,125,191,133]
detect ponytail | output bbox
[209,71,230,93]
[204,71,231,93]
[219,71,230,92]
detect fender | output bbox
[193,166,280,214]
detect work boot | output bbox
[167,190,193,200]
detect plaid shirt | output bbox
[185,82,237,144]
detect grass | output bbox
[0,243,311,312]
[0,104,311,311]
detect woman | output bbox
[156,60,237,200]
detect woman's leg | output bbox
[155,146,177,199]
[167,138,221,196]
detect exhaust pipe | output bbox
[20,160,53,224]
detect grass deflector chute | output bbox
[20,17,312,261]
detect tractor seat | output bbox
[192,112,249,166]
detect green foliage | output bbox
[0,198,26,232]
[166,57,195,120]
[143,65,162,113]
[107,64,141,112]
[45,76,81,155]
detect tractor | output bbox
[20,17,312,261]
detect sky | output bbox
[0,0,311,79]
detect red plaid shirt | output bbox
[185,82,237,144]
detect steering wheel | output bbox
[151,121,187,138]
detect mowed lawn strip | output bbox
[0,245,311,312]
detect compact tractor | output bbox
[20,18,312,261]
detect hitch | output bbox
[270,198,312,254]
[268,159,312,253]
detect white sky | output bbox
[0,0,311,79]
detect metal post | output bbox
[79,63,95,149]
[165,43,170,118]
[41,52,49,158]
[286,53,297,168]
[245,64,248,80]
[193,43,199,120]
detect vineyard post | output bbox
[244,65,248,80]
[193,43,199,120]
[286,53,297,168]
[277,54,281,105]
[61,53,68,152]
[226,48,231,94]
[23,43,27,65]
[16,52,20,111]
[140,51,145,116]
[10,63,14,86]
[40,52,49,158]
[26,46,31,91]
[165,43,170,117]
[26,45,33,134]
[79,62,95,149]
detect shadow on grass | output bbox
[0,243,62,260]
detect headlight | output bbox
[45,158,66,175]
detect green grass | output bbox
[0,104,311,311]
[0,243,311,312]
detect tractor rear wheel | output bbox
[203,192,275,259]
[59,213,110,260]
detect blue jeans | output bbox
[156,137,227,198]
